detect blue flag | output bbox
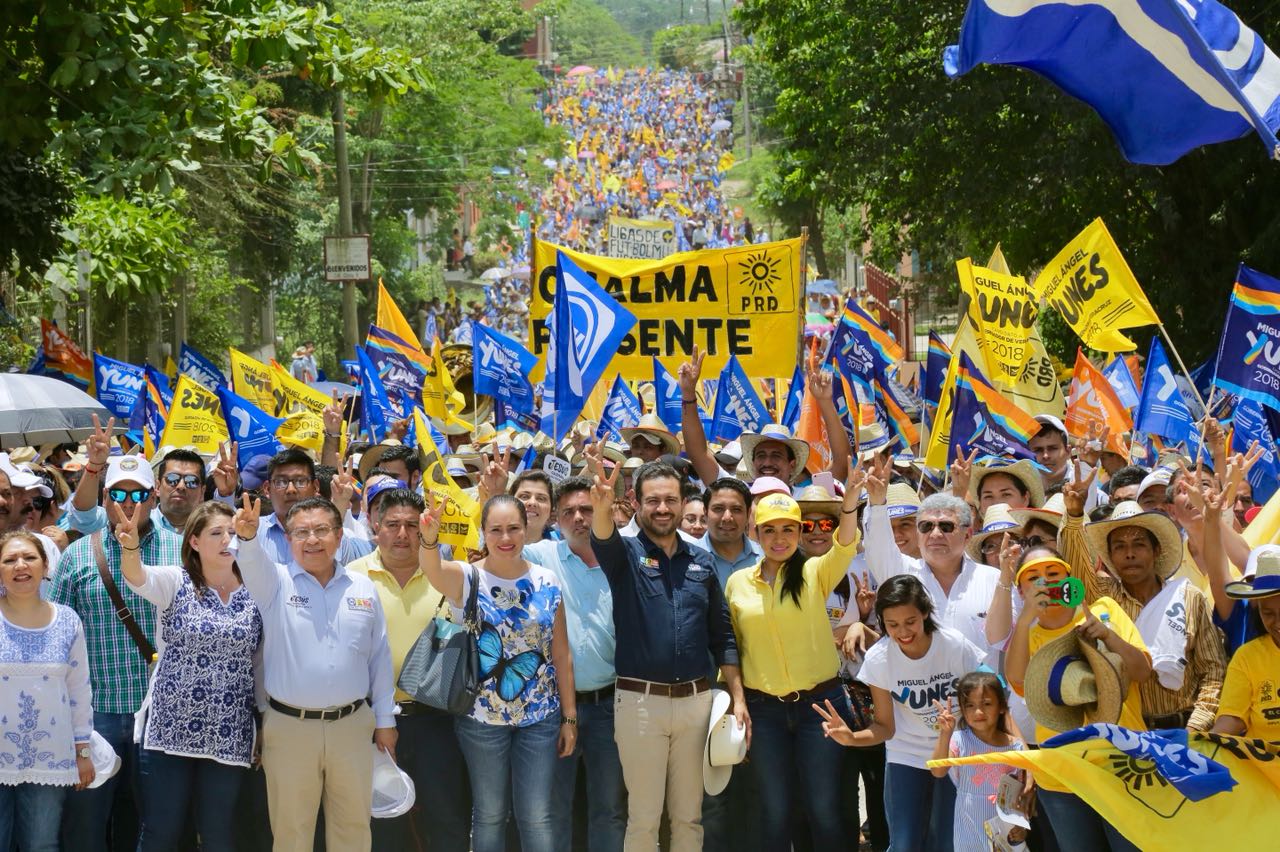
[496,400,542,436]
[780,364,805,431]
[1213,264,1280,412]
[924,330,951,413]
[652,357,683,431]
[357,347,396,443]
[144,365,173,413]
[1231,398,1280,504]
[26,346,45,376]
[711,356,771,442]
[216,385,284,468]
[1137,337,1197,447]
[127,381,165,450]
[93,353,146,420]
[542,251,638,442]
[596,375,642,441]
[472,323,537,413]
[179,342,227,391]
[950,353,1038,464]
[944,0,1280,165]
[1103,355,1143,410]
[364,324,426,407]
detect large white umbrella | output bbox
[480,267,510,282]
[0,374,118,448]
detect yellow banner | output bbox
[160,376,229,455]
[276,411,324,455]
[229,349,275,414]
[414,409,480,550]
[957,257,1038,386]
[269,362,329,418]
[1032,218,1159,352]
[530,239,803,381]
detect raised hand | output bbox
[234,494,262,540]
[934,698,957,737]
[419,490,446,543]
[812,698,856,746]
[842,462,867,512]
[806,363,834,400]
[212,441,240,498]
[322,390,344,436]
[478,443,511,502]
[1075,605,1108,643]
[864,455,890,505]
[1061,458,1097,517]
[86,414,116,468]
[107,500,141,549]
[998,532,1023,586]
[854,571,875,620]
[581,439,607,480]
[330,455,357,515]
[949,449,977,498]
[676,343,705,397]
[590,461,621,516]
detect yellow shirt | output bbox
[346,550,445,702]
[1218,635,1280,738]
[1024,598,1149,791]
[725,535,858,695]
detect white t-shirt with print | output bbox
[858,626,984,769]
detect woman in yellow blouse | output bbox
[724,465,863,852]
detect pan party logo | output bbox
[726,246,794,315]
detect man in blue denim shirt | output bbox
[587,456,747,852]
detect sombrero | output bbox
[966,503,1021,562]
[1011,493,1067,531]
[621,413,681,456]
[1085,501,1183,580]
[794,484,841,517]
[738,423,810,484]
[856,422,896,461]
[885,482,921,519]
[1024,628,1127,734]
[359,439,408,483]
[1225,545,1280,599]
[969,458,1045,510]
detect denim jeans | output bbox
[552,697,626,852]
[455,713,560,852]
[843,741,888,851]
[0,782,67,852]
[61,710,140,852]
[137,747,246,851]
[373,708,471,852]
[883,762,956,852]
[1038,790,1140,851]
[745,684,851,851]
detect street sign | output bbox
[323,235,372,281]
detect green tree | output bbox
[553,0,644,67]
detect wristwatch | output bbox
[77,745,91,760]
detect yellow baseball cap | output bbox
[755,493,802,527]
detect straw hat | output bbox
[969,459,1045,509]
[1024,628,1127,734]
[1085,501,1183,580]
[794,484,841,517]
[738,424,810,484]
[370,746,416,819]
[621,413,681,456]
[359,439,410,483]
[855,422,896,461]
[1012,493,1066,530]
[966,503,1021,562]
[703,690,747,795]
[885,482,921,519]
[1226,545,1280,599]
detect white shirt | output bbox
[863,504,1000,666]
[858,626,984,768]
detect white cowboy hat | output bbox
[86,731,121,790]
[738,424,810,484]
[1085,500,1183,580]
[1226,545,1280,599]
[370,746,416,819]
[703,690,747,796]
[969,458,1046,509]
[1011,493,1067,531]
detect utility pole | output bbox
[334,83,357,355]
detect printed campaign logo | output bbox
[726,245,793,315]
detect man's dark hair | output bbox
[158,449,206,480]
[377,488,425,517]
[378,444,420,474]
[634,461,681,500]
[681,481,704,501]
[511,470,553,498]
[554,475,592,507]
[1107,465,1150,494]
[284,496,341,530]
[313,464,336,500]
[703,477,751,509]
[268,448,316,479]
[1034,422,1068,446]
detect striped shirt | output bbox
[50,526,184,714]
[1060,513,1226,731]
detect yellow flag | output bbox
[160,376,229,455]
[1032,218,1159,352]
[375,279,425,354]
[422,339,471,431]
[414,409,481,550]
[163,355,179,384]
[956,257,1038,386]
[229,349,275,414]
[268,362,332,455]
[276,411,325,455]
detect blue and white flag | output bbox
[1213,263,1280,412]
[472,323,537,413]
[596,374,642,441]
[944,0,1280,165]
[357,347,396,443]
[1137,337,1197,446]
[423,312,438,347]
[179,342,227,391]
[542,251,637,441]
[26,346,45,376]
[1231,397,1280,504]
[711,355,771,442]
[652,356,684,431]
[496,400,542,436]
[215,385,284,468]
[93,353,146,420]
[1103,355,1143,410]
[780,364,805,431]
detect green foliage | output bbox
[652,24,719,70]
[0,153,74,276]
[737,0,1280,362]
[595,0,703,49]
[184,244,254,359]
[553,0,644,67]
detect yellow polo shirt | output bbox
[1218,635,1280,739]
[346,550,445,702]
[725,535,858,696]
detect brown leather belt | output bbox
[744,676,845,704]
[616,677,711,698]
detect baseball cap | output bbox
[1137,466,1174,500]
[1034,414,1067,436]
[749,476,791,499]
[755,493,802,527]
[365,477,408,512]
[0,453,52,497]
[104,455,155,490]
[241,454,273,492]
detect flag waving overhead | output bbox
[1065,349,1134,459]
[1104,354,1143,410]
[596,375,643,441]
[1137,336,1197,447]
[161,376,229,455]
[947,353,1041,464]
[944,0,1280,165]
[93,354,145,420]
[838,298,905,365]
[215,385,284,466]
[178,343,226,391]
[711,355,771,442]
[1213,263,1280,411]
[1032,219,1160,351]
[923,331,951,412]
[229,348,276,414]
[957,257,1039,385]
[40,319,91,390]
[780,364,805,431]
[652,356,683,431]
[356,346,395,443]
[472,323,537,413]
[375,279,426,354]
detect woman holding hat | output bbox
[0,530,96,851]
[722,465,864,850]
[1211,547,1280,738]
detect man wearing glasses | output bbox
[255,448,371,565]
[235,493,396,852]
[862,466,1000,666]
[51,455,184,851]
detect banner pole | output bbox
[1156,323,1209,415]
[795,226,809,426]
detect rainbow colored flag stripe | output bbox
[839,298,905,364]
[875,376,919,446]
[366,323,430,369]
[956,354,1041,444]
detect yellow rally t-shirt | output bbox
[1218,635,1280,738]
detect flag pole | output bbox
[1156,323,1209,415]
[796,225,809,427]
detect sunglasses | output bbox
[108,488,153,504]
[162,472,203,490]
[29,496,51,513]
[917,520,957,535]
[1018,534,1053,548]
[801,518,836,534]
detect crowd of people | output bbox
[2,333,1278,852]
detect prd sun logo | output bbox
[740,251,782,295]
[725,245,794,315]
